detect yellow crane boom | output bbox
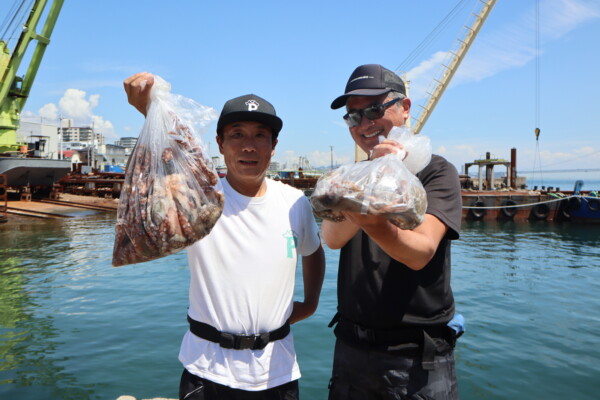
[412,0,496,135]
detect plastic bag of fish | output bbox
[310,126,431,230]
[112,76,224,266]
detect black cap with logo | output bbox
[331,64,406,109]
[216,94,283,138]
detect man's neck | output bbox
[226,175,268,197]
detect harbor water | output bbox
[1,190,599,399]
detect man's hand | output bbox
[289,300,319,324]
[370,139,407,160]
[123,72,155,116]
[341,210,387,230]
[289,246,325,324]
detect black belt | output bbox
[329,313,455,370]
[187,315,290,350]
[331,314,449,345]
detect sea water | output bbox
[1,207,599,399]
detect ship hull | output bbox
[0,157,72,187]
[461,190,569,222]
[567,196,600,223]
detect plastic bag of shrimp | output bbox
[310,126,431,230]
[112,76,223,266]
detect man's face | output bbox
[346,94,409,154]
[217,121,277,189]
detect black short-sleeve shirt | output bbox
[337,155,462,329]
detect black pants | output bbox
[328,339,458,400]
[179,368,299,400]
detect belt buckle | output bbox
[255,333,270,350]
[219,332,271,350]
[239,333,270,350]
[219,333,235,349]
[236,335,257,350]
[353,325,375,344]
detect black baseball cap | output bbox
[216,94,283,138]
[331,64,406,109]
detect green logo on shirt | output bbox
[283,230,298,258]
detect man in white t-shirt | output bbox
[124,72,325,400]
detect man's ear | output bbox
[216,135,224,154]
[272,137,278,150]
[402,98,411,110]
[401,98,411,120]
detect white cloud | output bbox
[25,88,118,139]
[456,0,599,84]
[405,51,450,103]
[58,89,96,120]
[91,115,117,140]
[89,94,100,109]
[407,0,600,102]
[574,146,596,155]
[541,0,600,38]
[39,103,58,120]
[442,141,599,172]
[21,110,37,120]
[435,144,482,171]
[538,146,600,168]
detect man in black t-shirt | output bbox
[323,64,463,400]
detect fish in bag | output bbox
[112,76,223,266]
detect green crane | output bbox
[0,0,64,153]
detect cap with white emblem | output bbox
[216,94,283,138]
[331,64,406,110]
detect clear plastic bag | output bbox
[112,76,223,266]
[310,126,430,230]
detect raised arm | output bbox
[321,139,406,250]
[344,212,448,270]
[289,245,325,324]
[123,72,155,116]
[321,218,360,249]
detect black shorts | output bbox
[179,368,299,400]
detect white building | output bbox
[17,120,61,159]
[59,126,105,146]
[96,144,130,171]
[114,137,137,150]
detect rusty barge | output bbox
[460,149,598,223]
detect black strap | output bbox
[187,315,290,350]
[331,315,450,347]
[328,312,340,328]
[330,314,455,370]
[421,330,437,370]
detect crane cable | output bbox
[532,0,544,186]
[0,0,33,43]
[0,0,23,38]
[395,0,470,73]
[535,0,541,134]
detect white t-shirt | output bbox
[179,177,321,391]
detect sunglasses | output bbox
[343,97,402,128]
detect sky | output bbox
[3,0,600,177]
